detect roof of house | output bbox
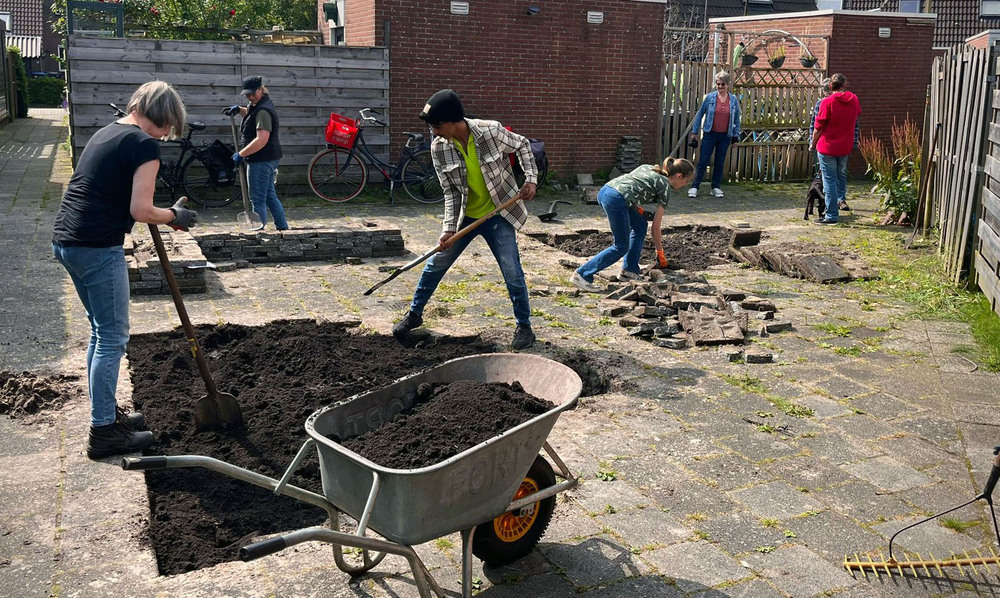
[0,0,43,37]
[845,0,1000,46]
[668,0,819,27]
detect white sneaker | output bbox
[570,272,602,293]
[687,188,697,198]
[712,187,724,198]
[619,269,643,281]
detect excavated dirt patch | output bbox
[126,319,608,574]
[0,371,81,421]
[546,225,734,271]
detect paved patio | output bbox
[3,109,1000,597]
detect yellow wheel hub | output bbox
[493,478,541,542]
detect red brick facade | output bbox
[342,0,666,178]
[713,11,936,172]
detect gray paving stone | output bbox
[796,431,885,465]
[695,511,789,556]
[743,544,860,597]
[785,509,886,560]
[729,481,825,521]
[694,578,786,598]
[580,575,684,597]
[795,394,856,418]
[877,434,959,470]
[716,428,800,463]
[847,393,921,421]
[686,452,777,492]
[596,506,690,550]
[804,374,875,400]
[540,534,652,590]
[642,540,752,592]
[814,481,916,524]
[826,414,899,443]
[842,456,936,493]
[571,479,654,514]
[871,517,985,558]
[763,456,857,492]
[647,478,742,520]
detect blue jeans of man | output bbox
[52,243,130,427]
[409,215,531,326]
[692,131,732,189]
[247,159,288,229]
[576,186,646,282]
[817,152,849,222]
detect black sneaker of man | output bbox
[814,218,838,226]
[511,324,536,350]
[392,311,423,339]
[87,421,155,460]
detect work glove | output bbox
[222,105,241,116]
[168,197,198,231]
[232,152,244,166]
[656,249,668,269]
[688,136,699,149]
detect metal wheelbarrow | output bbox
[122,353,582,598]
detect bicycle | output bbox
[308,108,444,203]
[108,103,239,208]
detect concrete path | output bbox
[3,109,1000,597]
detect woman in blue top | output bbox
[571,158,694,292]
[688,71,741,199]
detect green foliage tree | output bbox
[8,46,29,118]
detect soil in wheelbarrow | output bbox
[547,224,734,271]
[339,380,555,469]
[125,319,606,575]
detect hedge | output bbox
[27,77,66,107]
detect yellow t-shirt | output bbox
[453,137,492,218]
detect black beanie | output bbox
[418,89,465,125]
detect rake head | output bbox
[844,548,1000,579]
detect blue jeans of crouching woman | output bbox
[52,243,130,427]
[576,185,647,282]
[408,215,531,326]
[247,159,289,229]
[817,152,849,222]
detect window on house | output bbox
[899,0,921,12]
[984,0,1000,16]
[0,12,12,32]
[748,0,774,4]
[817,0,843,9]
[323,1,345,45]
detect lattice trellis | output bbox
[67,1,124,37]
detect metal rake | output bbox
[844,447,1000,578]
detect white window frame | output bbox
[0,12,11,32]
[984,0,1000,16]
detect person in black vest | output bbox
[52,80,197,459]
[223,76,289,230]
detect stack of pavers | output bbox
[728,238,877,283]
[615,136,643,175]
[196,226,405,265]
[126,228,207,295]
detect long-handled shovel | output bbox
[147,219,245,431]
[364,192,525,296]
[228,114,263,230]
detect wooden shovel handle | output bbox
[439,191,526,250]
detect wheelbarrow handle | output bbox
[121,456,169,470]
[240,536,288,561]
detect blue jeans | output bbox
[817,152,849,222]
[52,243,130,427]
[692,131,732,189]
[247,159,288,229]
[409,215,531,326]
[576,186,646,281]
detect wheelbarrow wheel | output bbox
[472,455,556,567]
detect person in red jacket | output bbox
[809,73,861,225]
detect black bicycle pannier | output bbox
[204,139,237,184]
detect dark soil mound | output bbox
[128,319,498,575]
[339,380,555,469]
[552,225,732,271]
[0,371,81,420]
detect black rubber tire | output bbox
[180,156,239,208]
[308,147,367,202]
[514,159,548,189]
[472,456,556,567]
[400,149,444,204]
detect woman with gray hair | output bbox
[52,80,197,460]
[688,70,741,198]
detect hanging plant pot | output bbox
[741,54,758,67]
[768,56,786,68]
[800,57,818,68]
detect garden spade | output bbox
[364,191,526,296]
[229,114,263,230]
[147,219,244,431]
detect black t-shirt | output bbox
[52,122,160,247]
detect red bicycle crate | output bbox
[325,113,359,148]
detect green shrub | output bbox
[27,77,66,107]
[8,46,28,117]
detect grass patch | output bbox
[554,295,581,308]
[961,296,1000,371]
[814,322,852,337]
[941,518,979,533]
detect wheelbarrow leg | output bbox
[460,527,477,598]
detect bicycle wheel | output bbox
[180,156,240,208]
[400,149,443,204]
[308,147,367,202]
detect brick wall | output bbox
[346,0,377,47]
[346,0,666,178]
[714,11,935,172]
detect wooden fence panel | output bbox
[66,35,388,190]
[974,53,1000,316]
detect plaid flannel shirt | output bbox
[429,119,537,233]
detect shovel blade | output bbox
[194,392,244,431]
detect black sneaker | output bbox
[839,201,852,212]
[511,324,536,350]
[116,406,147,431]
[392,311,423,339]
[814,218,838,225]
[87,422,155,460]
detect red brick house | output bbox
[841,0,1000,49]
[0,0,61,74]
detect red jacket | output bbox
[815,91,861,157]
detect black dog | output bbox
[804,175,826,220]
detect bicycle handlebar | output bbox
[359,108,388,128]
[109,103,126,118]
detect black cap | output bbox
[240,76,262,96]
[418,89,465,126]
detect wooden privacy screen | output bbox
[65,35,388,190]
[978,55,1000,316]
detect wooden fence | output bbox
[977,55,1000,317]
[925,47,996,289]
[0,29,11,124]
[659,60,824,182]
[65,35,388,191]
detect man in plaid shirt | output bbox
[392,89,539,350]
